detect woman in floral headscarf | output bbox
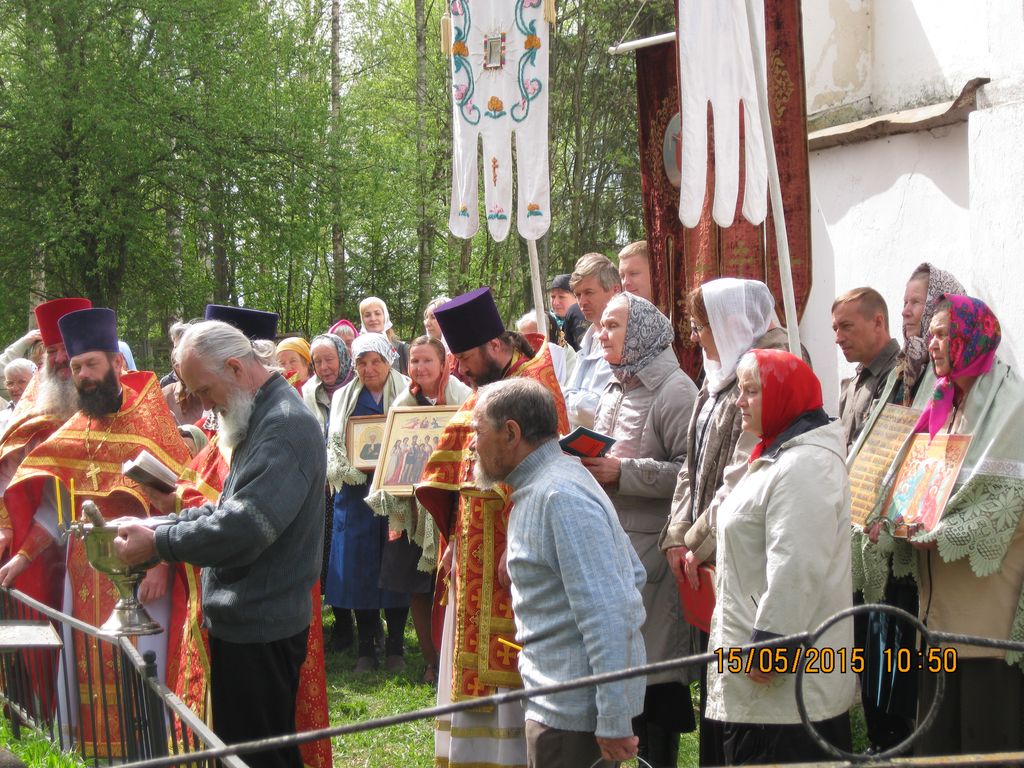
[588,293,698,767]
[859,294,1024,757]
[844,265,967,754]
[708,349,854,764]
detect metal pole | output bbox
[526,239,548,337]
[742,0,801,356]
[607,31,675,56]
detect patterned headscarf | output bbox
[351,331,398,366]
[310,333,353,397]
[914,294,1001,440]
[744,349,823,462]
[609,293,675,384]
[900,263,965,399]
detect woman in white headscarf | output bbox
[657,277,789,766]
[326,332,411,672]
[359,296,409,375]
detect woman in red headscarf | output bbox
[705,349,854,764]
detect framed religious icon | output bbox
[346,415,387,472]
[370,406,460,497]
[883,433,972,537]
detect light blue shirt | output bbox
[506,440,647,737]
[562,325,613,429]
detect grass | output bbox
[322,610,437,767]
[0,717,83,768]
[320,607,869,767]
[0,611,868,767]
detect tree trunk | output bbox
[330,0,346,320]
[414,0,433,315]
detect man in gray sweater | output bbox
[114,320,326,768]
[473,378,646,767]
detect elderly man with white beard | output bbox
[0,298,90,608]
[114,319,327,768]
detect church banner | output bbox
[447,0,551,242]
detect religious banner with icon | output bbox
[447,0,551,242]
[635,0,812,381]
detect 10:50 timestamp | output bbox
[714,645,958,675]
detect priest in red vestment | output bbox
[416,287,568,768]
[0,297,92,609]
[0,307,191,761]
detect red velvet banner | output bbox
[635,0,812,380]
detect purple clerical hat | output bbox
[58,308,120,358]
[434,287,505,354]
[204,304,279,341]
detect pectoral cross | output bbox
[86,463,101,491]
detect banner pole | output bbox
[526,238,548,336]
[743,0,801,356]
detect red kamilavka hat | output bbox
[34,298,93,347]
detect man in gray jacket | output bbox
[114,320,326,768]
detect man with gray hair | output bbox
[0,358,36,433]
[562,253,622,428]
[114,319,326,768]
[473,377,647,768]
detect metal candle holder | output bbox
[69,500,162,637]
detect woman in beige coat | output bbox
[587,292,697,768]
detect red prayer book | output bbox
[677,563,716,634]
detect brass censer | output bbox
[69,500,162,637]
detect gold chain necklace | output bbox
[84,415,116,491]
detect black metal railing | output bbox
[0,588,247,768]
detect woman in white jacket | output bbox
[707,349,854,764]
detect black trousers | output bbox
[209,628,309,768]
[721,712,851,765]
[916,657,1024,755]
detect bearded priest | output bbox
[0,306,191,762]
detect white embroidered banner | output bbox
[677,0,768,228]
[448,0,550,242]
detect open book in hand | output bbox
[122,449,179,494]
[558,426,616,458]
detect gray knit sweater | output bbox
[154,373,326,643]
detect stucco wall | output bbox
[804,0,1024,118]
[801,0,1024,413]
[805,125,972,414]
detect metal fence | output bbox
[5,595,1024,767]
[0,587,247,768]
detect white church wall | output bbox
[806,125,971,412]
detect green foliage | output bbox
[0,717,84,768]
[0,0,656,367]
